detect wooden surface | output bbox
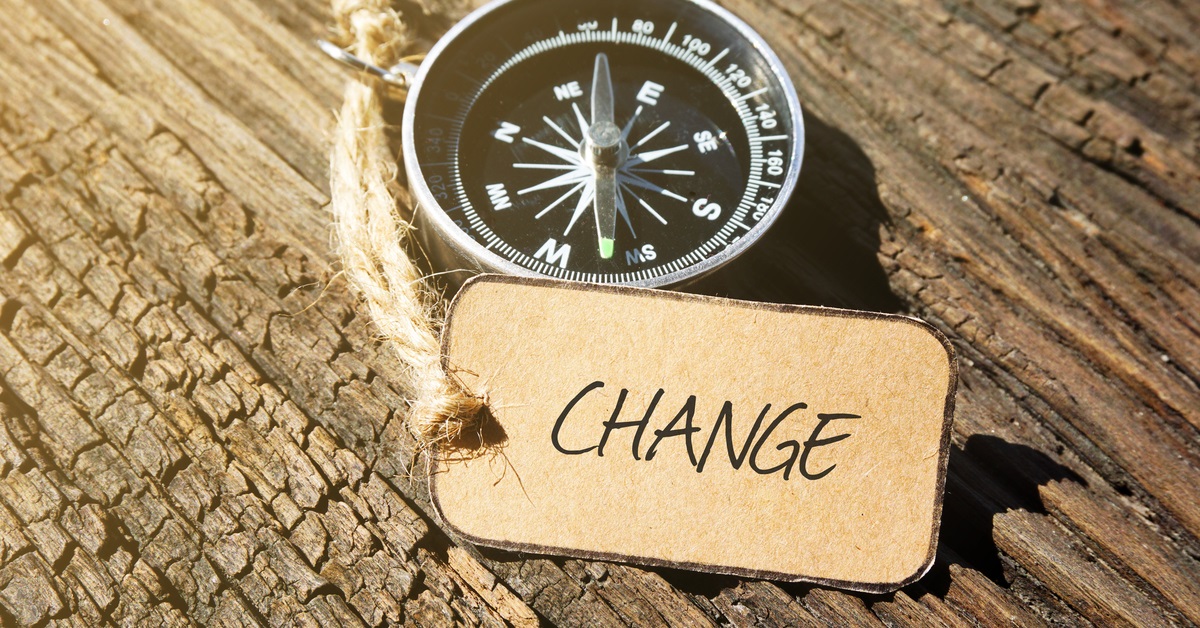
[0,0,1196,625]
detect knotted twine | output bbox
[328,0,485,449]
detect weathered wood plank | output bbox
[0,0,1196,624]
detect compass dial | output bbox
[405,0,804,287]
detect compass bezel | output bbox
[402,0,805,288]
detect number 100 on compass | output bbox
[404,0,805,288]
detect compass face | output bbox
[405,0,804,287]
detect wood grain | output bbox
[0,0,1196,625]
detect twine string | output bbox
[328,0,485,449]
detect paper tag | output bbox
[433,275,956,592]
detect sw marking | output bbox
[551,381,860,481]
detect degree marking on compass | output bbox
[514,163,576,170]
[543,115,581,147]
[454,69,478,83]
[627,144,689,166]
[663,22,677,43]
[518,168,590,195]
[615,184,636,237]
[737,87,770,102]
[632,121,671,149]
[632,168,695,176]
[564,180,597,236]
[571,102,591,136]
[535,180,588,219]
[619,171,688,203]
[752,135,789,142]
[621,106,644,142]
[706,48,730,68]
[634,195,669,225]
[522,137,582,163]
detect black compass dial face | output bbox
[410,0,801,285]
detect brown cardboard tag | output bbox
[433,275,957,592]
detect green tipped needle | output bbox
[590,53,621,263]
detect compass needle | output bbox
[592,53,615,126]
[586,53,621,259]
[403,0,803,286]
[594,165,619,258]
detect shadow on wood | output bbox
[929,435,1086,590]
[694,112,902,314]
[646,435,1084,604]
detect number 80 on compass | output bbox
[404,0,805,288]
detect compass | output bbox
[400,0,805,288]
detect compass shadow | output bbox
[692,113,903,313]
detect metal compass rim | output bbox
[402,0,806,289]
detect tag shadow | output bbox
[436,405,512,458]
[924,434,1086,590]
[691,112,902,313]
[655,435,1085,604]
